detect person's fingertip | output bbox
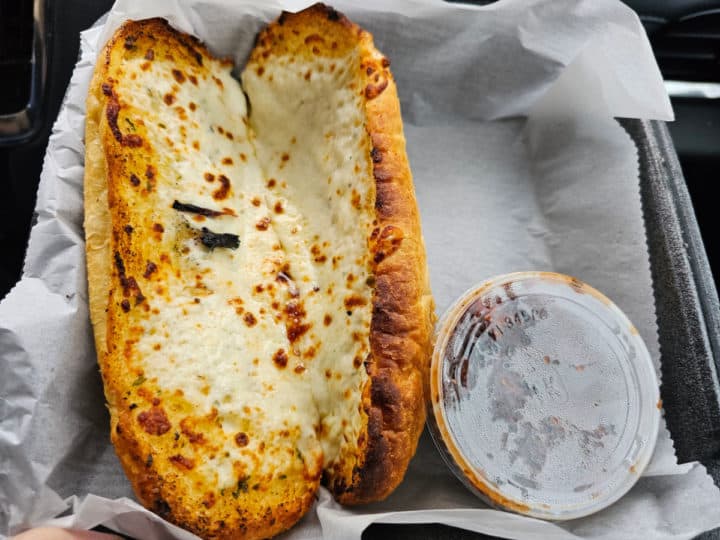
[12,527,125,540]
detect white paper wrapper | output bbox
[2,0,719,538]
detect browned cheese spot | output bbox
[169,454,195,470]
[323,314,332,326]
[172,69,186,84]
[235,432,249,447]
[344,295,367,309]
[228,297,244,315]
[180,418,205,444]
[243,312,257,327]
[163,93,176,106]
[105,99,143,147]
[143,261,157,279]
[273,349,289,369]
[138,406,171,435]
[365,79,389,100]
[285,301,311,342]
[204,172,215,183]
[256,217,271,231]
[310,244,327,264]
[202,492,216,509]
[305,34,325,44]
[212,175,231,200]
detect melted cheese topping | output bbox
[243,48,375,467]
[114,36,373,488]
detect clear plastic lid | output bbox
[427,272,660,520]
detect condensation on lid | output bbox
[427,271,661,520]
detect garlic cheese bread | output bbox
[84,5,434,538]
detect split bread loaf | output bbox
[84,4,435,538]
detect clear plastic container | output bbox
[427,271,661,520]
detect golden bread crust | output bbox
[84,5,435,537]
[347,21,435,504]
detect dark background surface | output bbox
[1,0,719,538]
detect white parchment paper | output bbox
[2,0,720,538]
